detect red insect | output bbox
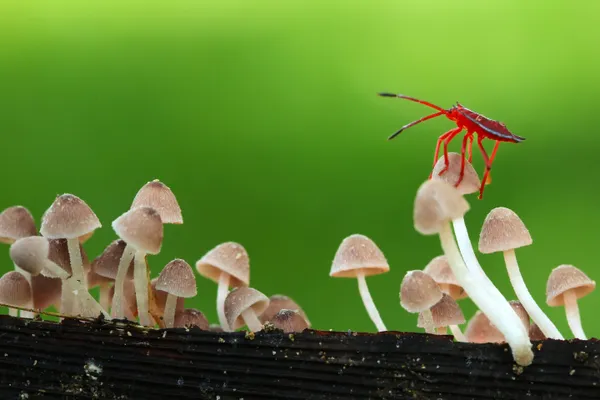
[379,93,525,199]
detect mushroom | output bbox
[0,271,32,316]
[174,309,209,330]
[330,234,389,332]
[400,270,443,334]
[509,300,531,331]
[259,294,311,327]
[112,206,163,325]
[155,259,197,328]
[91,239,135,312]
[196,242,250,332]
[30,275,62,312]
[431,152,482,196]
[151,277,185,315]
[529,323,546,341]
[271,309,309,333]
[413,179,533,366]
[108,280,137,321]
[224,287,269,332]
[479,207,563,340]
[423,255,467,300]
[546,265,595,339]
[465,311,504,343]
[131,179,183,224]
[417,294,465,339]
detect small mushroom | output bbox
[155,259,197,328]
[465,311,504,343]
[174,309,209,330]
[131,179,183,224]
[400,270,443,334]
[423,255,466,300]
[546,265,595,339]
[151,277,185,315]
[529,323,546,341]
[479,207,563,340]
[91,240,135,311]
[0,271,32,316]
[330,234,389,332]
[271,309,309,333]
[431,153,481,196]
[196,242,250,332]
[30,275,62,311]
[259,294,311,327]
[417,294,465,339]
[0,206,37,244]
[224,287,269,332]
[509,300,531,332]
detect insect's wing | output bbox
[457,108,524,142]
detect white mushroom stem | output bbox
[163,293,178,328]
[356,270,387,332]
[14,266,35,319]
[241,308,263,332]
[9,308,18,317]
[503,249,564,339]
[67,238,85,287]
[421,309,435,334]
[111,244,135,318]
[217,273,231,331]
[60,282,74,315]
[439,222,533,366]
[563,290,586,339]
[133,250,151,326]
[99,284,111,311]
[449,325,466,341]
[436,327,447,335]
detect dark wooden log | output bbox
[0,315,598,399]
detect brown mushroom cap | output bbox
[224,287,269,330]
[464,311,504,343]
[0,271,32,307]
[155,259,197,298]
[271,309,309,333]
[414,180,469,235]
[112,206,163,255]
[131,180,183,224]
[9,236,50,276]
[86,270,113,289]
[423,255,466,300]
[40,194,101,240]
[529,323,546,341]
[431,153,481,195]
[400,270,443,313]
[546,264,596,307]
[259,294,311,326]
[174,308,209,329]
[196,242,250,287]
[0,206,37,244]
[151,277,184,313]
[330,234,389,278]
[44,239,90,277]
[509,300,530,330]
[92,239,134,280]
[478,207,532,254]
[417,293,465,328]
[31,275,62,310]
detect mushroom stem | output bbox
[14,266,35,319]
[8,308,18,317]
[436,327,448,335]
[66,238,85,287]
[241,309,263,332]
[217,273,231,332]
[163,293,177,328]
[133,250,151,326]
[60,282,74,315]
[503,250,564,339]
[99,284,111,311]
[356,270,387,332]
[563,290,586,339]
[439,222,533,366]
[449,325,466,341]
[111,244,135,318]
[421,309,435,334]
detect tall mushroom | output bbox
[479,207,563,340]
[400,270,443,334]
[259,294,311,327]
[330,234,389,332]
[0,271,32,316]
[417,294,465,339]
[196,242,250,332]
[224,287,269,332]
[413,180,533,366]
[546,265,595,339]
[155,259,197,328]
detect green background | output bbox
[1,1,598,337]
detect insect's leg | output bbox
[438,127,463,176]
[456,131,473,187]
[467,135,474,163]
[429,129,455,179]
[476,138,500,199]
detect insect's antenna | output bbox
[388,111,445,140]
[378,93,446,113]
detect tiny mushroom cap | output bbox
[196,242,250,287]
[330,234,389,278]
[9,236,50,276]
[155,259,197,298]
[414,180,470,235]
[259,294,311,326]
[529,323,546,341]
[224,287,270,330]
[0,206,37,244]
[432,153,481,195]
[478,207,533,254]
[423,255,467,300]
[40,194,101,239]
[112,206,164,255]
[174,309,209,330]
[92,239,134,280]
[509,300,530,330]
[417,294,465,329]
[400,270,443,313]
[31,275,62,310]
[465,311,504,343]
[131,180,183,224]
[0,271,32,307]
[271,309,310,333]
[546,265,596,307]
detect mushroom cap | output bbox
[259,294,311,327]
[224,287,269,330]
[174,308,209,329]
[464,310,504,343]
[31,275,62,310]
[112,206,163,255]
[0,271,32,307]
[400,270,443,313]
[195,242,250,287]
[417,293,465,328]
[40,194,101,240]
[151,277,185,314]
[9,236,50,276]
[414,180,470,235]
[431,153,481,195]
[546,264,596,306]
[0,206,37,244]
[423,255,466,300]
[478,207,532,254]
[509,300,530,330]
[330,234,389,278]
[86,270,113,288]
[92,239,134,280]
[131,180,183,224]
[155,259,197,298]
[271,309,310,333]
[44,239,90,277]
[529,323,546,341]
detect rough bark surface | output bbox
[0,315,598,399]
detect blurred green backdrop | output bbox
[1,0,599,336]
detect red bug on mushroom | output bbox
[379,93,525,199]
